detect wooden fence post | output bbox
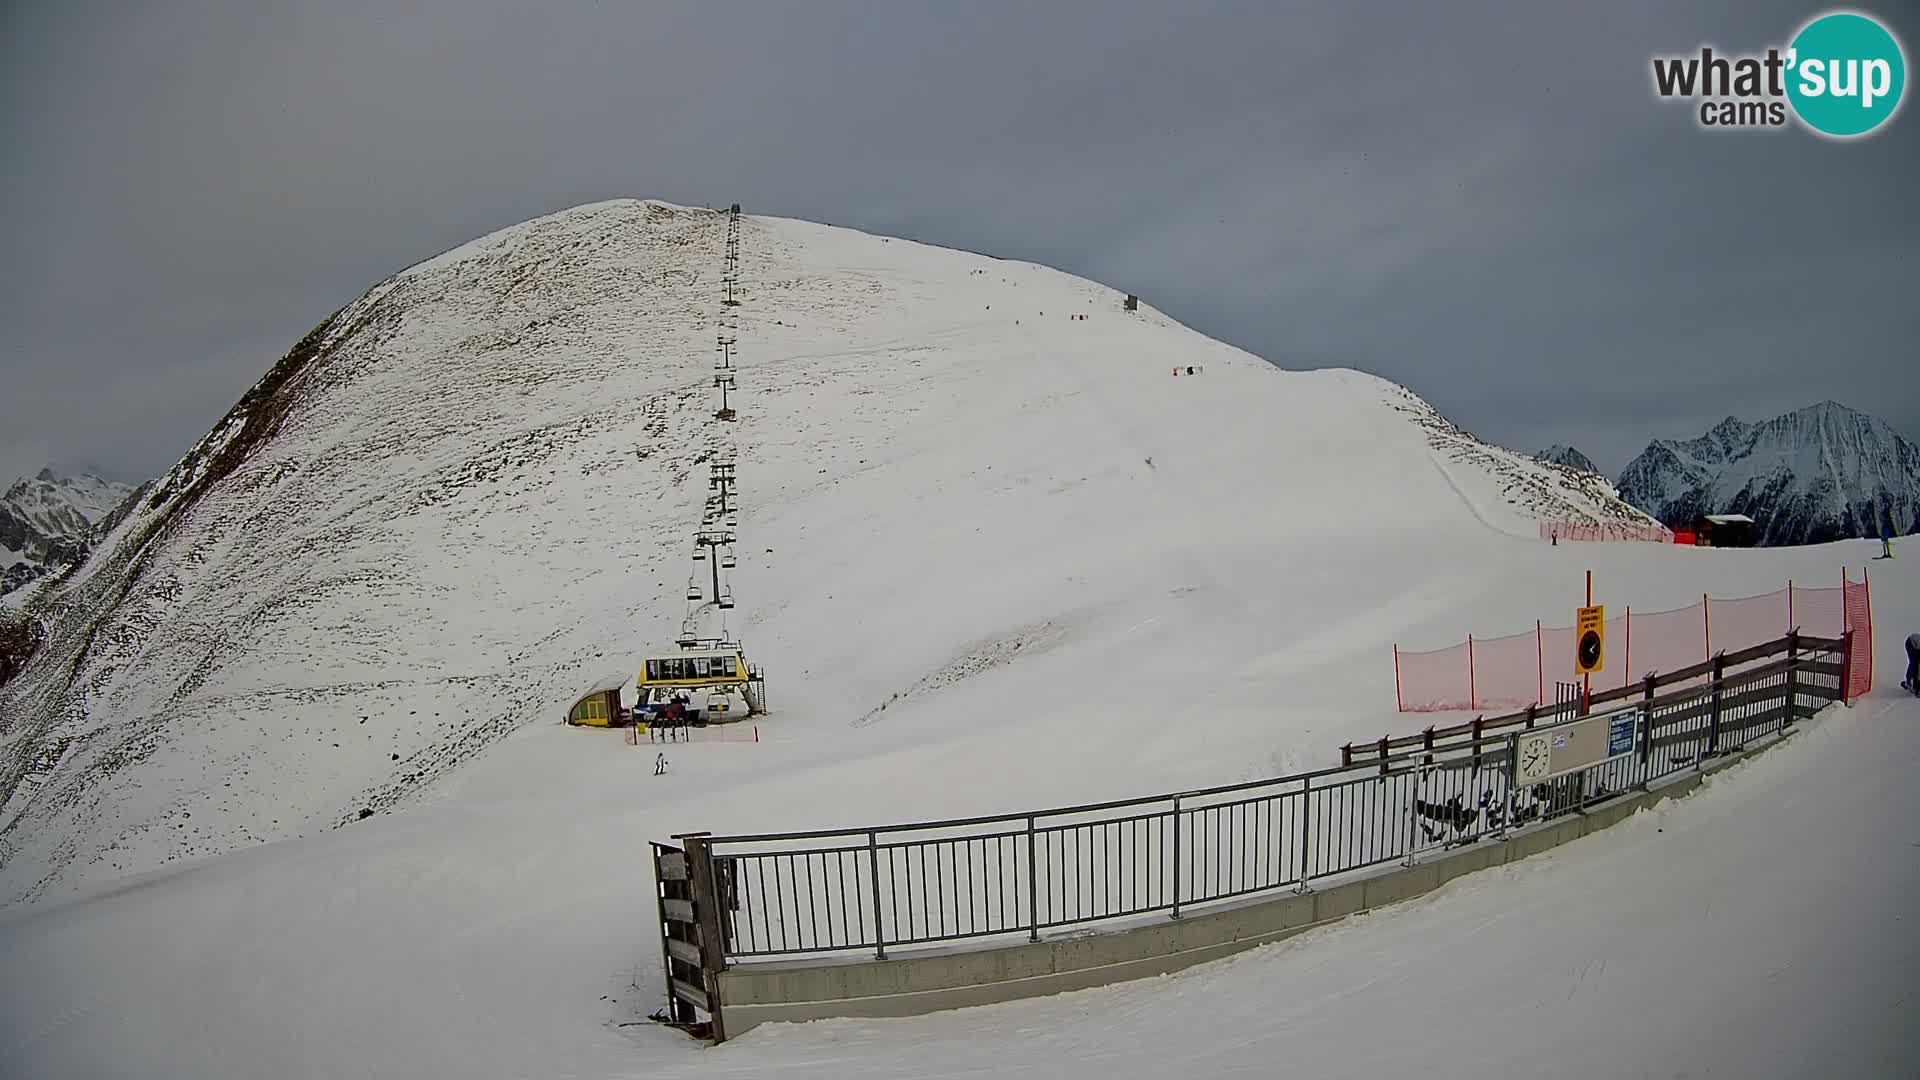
[680,833,729,1043]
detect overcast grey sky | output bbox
[2,0,1914,488]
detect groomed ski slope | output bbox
[0,200,1913,1077]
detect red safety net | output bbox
[1843,574,1873,700]
[1705,589,1791,657]
[1395,640,1471,712]
[1539,522,1674,543]
[1393,574,1875,712]
[1791,583,1847,638]
[1470,628,1544,711]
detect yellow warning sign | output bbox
[1575,604,1605,675]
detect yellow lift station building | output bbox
[566,672,629,727]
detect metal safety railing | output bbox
[652,632,1846,977]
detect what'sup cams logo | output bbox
[1652,9,1906,138]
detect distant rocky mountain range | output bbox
[1534,402,1920,546]
[1,469,139,598]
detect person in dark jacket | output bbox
[1906,632,1920,694]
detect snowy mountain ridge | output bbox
[1534,445,1599,476]
[0,468,137,599]
[1,198,1652,903]
[1616,401,1920,545]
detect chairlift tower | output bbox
[694,527,735,612]
[709,465,736,518]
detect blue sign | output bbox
[1608,713,1637,758]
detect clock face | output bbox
[1517,734,1552,782]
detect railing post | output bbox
[1783,630,1799,733]
[1294,777,1313,893]
[1500,733,1517,837]
[1377,736,1389,777]
[1341,743,1353,769]
[1025,817,1039,940]
[1471,717,1485,771]
[681,833,729,1043]
[867,830,886,959]
[1705,653,1726,763]
[1168,799,1182,918]
[1638,672,1656,786]
[1839,629,1854,706]
[1403,762,1422,866]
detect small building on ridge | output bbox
[1691,513,1757,548]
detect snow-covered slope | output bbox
[1617,402,1920,545]
[0,199,1655,903]
[0,469,135,598]
[1397,399,1657,529]
[0,197,1911,1080]
[1535,444,1598,475]
[0,544,1908,1080]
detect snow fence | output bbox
[1394,572,1873,713]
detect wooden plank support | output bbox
[670,978,712,1010]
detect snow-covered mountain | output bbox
[0,198,1911,1080]
[0,468,136,599]
[0,199,1653,903]
[1616,403,1920,545]
[1535,444,1598,475]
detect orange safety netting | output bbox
[1395,574,1874,712]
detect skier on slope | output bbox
[1905,632,1920,696]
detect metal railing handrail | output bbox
[1351,630,1843,762]
[702,631,1838,848]
[655,635,1842,978]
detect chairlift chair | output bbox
[686,584,702,601]
[718,591,735,610]
[720,552,737,569]
[692,545,706,560]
